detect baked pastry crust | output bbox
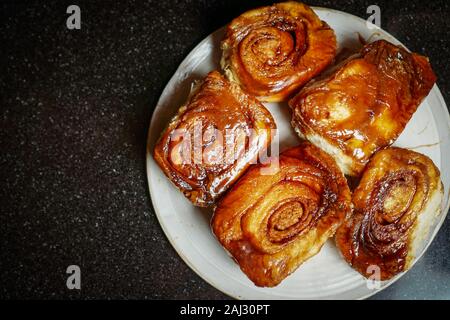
[335,147,443,280]
[212,142,351,287]
[290,40,437,176]
[153,71,276,207]
[221,1,336,102]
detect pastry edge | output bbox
[292,124,359,177]
[406,181,444,269]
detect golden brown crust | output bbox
[212,142,351,287]
[221,1,336,102]
[335,148,443,280]
[153,71,276,207]
[290,40,437,176]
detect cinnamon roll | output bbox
[335,148,443,280]
[290,40,437,176]
[153,71,276,207]
[212,143,351,287]
[221,2,336,102]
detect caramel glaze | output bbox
[212,142,351,287]
[290,40,437,176]
[221,1,336,102]
[335,148,442,280]
[153,71,276,207]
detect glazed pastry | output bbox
[221,1,336,102]
[336,148,443,280]
[212,143,351,287]
[290,40,437,176]
[153,71,276,207]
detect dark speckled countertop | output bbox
[1,0,449,299]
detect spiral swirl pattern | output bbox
[212,143,351,287]
[221,2,336,102]
[154,71,276,207]
[336,148,443,280]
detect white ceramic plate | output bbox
[146,7,450,299]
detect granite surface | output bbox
[1,0,449,299]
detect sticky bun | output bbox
[221,1,336,102]
[290,40,437,176]
[153,71,276,207]
[335,148,443,280]
[212,142,351,286]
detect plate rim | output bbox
[145,6,450,300]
